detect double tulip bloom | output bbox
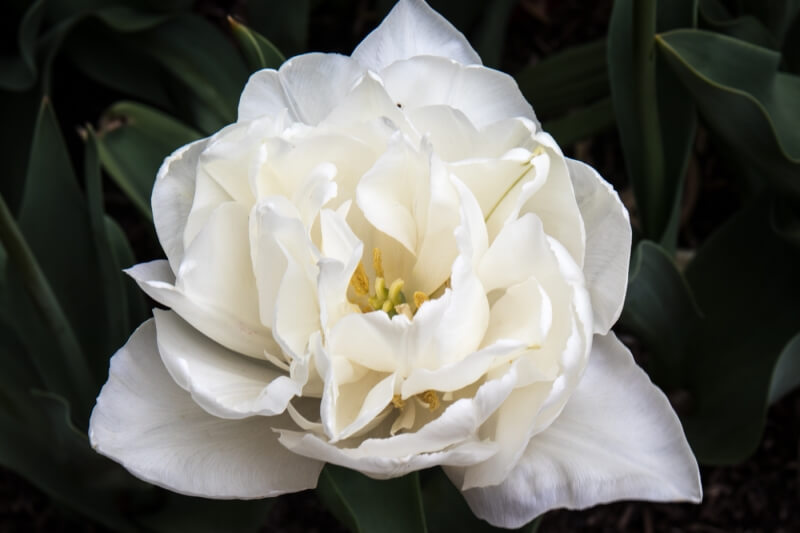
[90,0,701,527]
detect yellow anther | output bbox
[420,390,440,411]
[388,278,405,303]
[413,291,428,309]
[350,262,369,295]
[381,298,394,314]
[372,248,384,278]
[392,394,405,409]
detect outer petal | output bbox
[566,158,632,334]
[153,309,300,419]
[454,332,702,528]
[381,56,536,129]
[351,0,481,71]
[238,53,364,124]
[89,320,324,498]
[126,260,279,359]
[152,138,208,272]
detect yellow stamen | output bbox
[392,394,405,408]
[420,390,440,411]
[350,262,369,295]
[374,277,387,299]
[372,248,384,278]
[388,279,405,303]
[413,291,428,309]
[381,299,394,314]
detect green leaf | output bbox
[619,241,702,388]
[768,332,800,404]
[64,18,175,109]
[0,89,40,214]
[783,12,800,74]
[542,98,615,148]
[422,468,541,533]
[96,101,202,220]
[0,0,47,91]
[136,14,249,131]
[608,0,697,248]
[698,0,777,49]
[740,0,800,43]
[84,129,149,357]
[681,197,800,464]
[245,0,310,58]
[471,0,517,69]
[228,16,285,72]
[657,30,800,197]
[1,99,97,418]
[319,465,427,533]
[515,39,609,121]
[0,371,142,532]
[104,216,149,328]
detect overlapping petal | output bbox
[454,333,702,528]
[90,320,324,498]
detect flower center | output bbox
[349,248,429,318]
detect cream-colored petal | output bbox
[454,333,701,528]
[89,320,323,498]
[355,133,429,254]
[401,340,524,397]
[278,430,496,480]
[127,261,278,360]
[152,138,208,272]
[153,309,299,418]
[482,277,552,349]
[238,53,364,125]
[478,213,549,293]
[249,196,312,329]
[381,56,536,129]
[351,0,481,72]
[566,158,632,334]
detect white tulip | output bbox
[89,0,701,527]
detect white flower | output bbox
[89,0,701,527]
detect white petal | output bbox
[408,154,460,294]
[482,277,552,349]
[515,147,585,268]
[355,133,428,254]
[238,53,364,124]
[351,0,481,71]
[381,56,536,129]
[321,71,408,133]
[566,158,632,334]
[249,197,312,329]
[153,309,299,418]
[279,430,495,480]
[152,138,208,272]
[126,260,279,359]
[280,354,544,476]
[401,340,524,397]
[89,320,324,498]
[455,333,702,528]
[478,213,548,293]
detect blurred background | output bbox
[1,0,799,531]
